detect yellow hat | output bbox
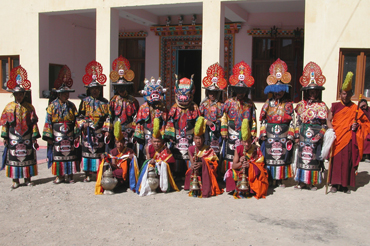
[342,71,353,92]
[114,120,124,141]
[152,118,162,139]
[240,119,251,141]
[194,116,206,136]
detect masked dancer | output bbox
[43,65,80,184]
[0,65,40,188]
[259,58,294,188]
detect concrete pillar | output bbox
[201,0,224,99]
[96,7,119,100]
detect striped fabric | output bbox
[5,164,38,179]
[82,158,100,172]
[294,168,322,185]
[266,164,293,180]
[51,161,78,176]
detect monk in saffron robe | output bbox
[225,119,268,199]
[327,72,370,193]
[359,99,370,162]
[136,119,179,196]
[184,116,223,198]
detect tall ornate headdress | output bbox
[174,74,195,106]
[6,65,31,92]
[299,62,326,91]
[202,63,227,91]
[229,61,254,90]
[194,116,206,137]
[53,65,75,93]
[264,58,291,94]
[342,71,353,92]
[110,56,135,86]
[82,60,107,88]
[140,76,167,103]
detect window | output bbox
[49,64,64,90]
[0,55,20,92]
[338,49,370,100]
[251,37,303,102]
[118,38,145,97]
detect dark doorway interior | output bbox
[177,50,202,105]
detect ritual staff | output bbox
[164,75,200,178]
[135,118,179,196]
[293,62,329,190]
[108,56,139,149]
[134,77,168,166]
[327,72,370,194]
[0,65,40,188]
[259,58,294,188]
[199,63,226,157]
[184,116,223,198]
[224,119,268,199]
[221,61,257,177]
[77,60,110,182]
[359,99,370,162]
[42,65,80,184]
[95,121,138,194]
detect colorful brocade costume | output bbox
[165,102,200,173]
[135,144,179,196]
[0,65,40,180]
[0,101,40,178]
[221,97,257,172]
[43,98,80,176]
[199,99,223,155]
[260,58,294,181]
[109,94,138,143]
[109,56,139,147]
[260,98,294,180]
[294,101,328,185]
[164,75,200,175]
[200,63,227,156]
[134,77,168,165]
[184,145,223,198]
[134,102,167,146]
[78,95,110,172]
[224,145,268,199]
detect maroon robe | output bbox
[183,145,215,198]
[329,102,358,187]
[109,147,134,184]
[362,107,370,155]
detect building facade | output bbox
[0,0,368,146]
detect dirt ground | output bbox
[0,160,369,246]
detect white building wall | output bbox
[305,0,370,105]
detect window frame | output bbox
[118,37,146,97]
[0,55,20,93]
[337,48,370,101]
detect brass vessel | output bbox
[101,166,118,195]
[147,166,159,195]
[190,173,200,191]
